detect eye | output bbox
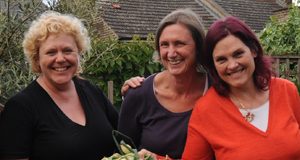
[215,56,226,64]
[159,42,169,48]
[46,49,57,56]
[174,41,185,47]
[233,50,244,58]
[62,48,74,54]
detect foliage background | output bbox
[259,5,300,55]
[0,1,44,105]
[259,5,300,90]
[83,35,161,108]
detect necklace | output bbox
[231,95,255,122]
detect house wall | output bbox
[273,8,289,22]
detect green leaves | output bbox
[82,35,161,108]
[0,0,44,105]
[259,5,300,55]
[259,5,300,91]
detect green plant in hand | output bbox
[102,141,155,160]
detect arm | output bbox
[121,76,145,96]
[182,125,214,160]
[289,82,300,125]
[118,89,143,147]
[0,98,33,160]
[93,84,119,129]
[182,103,214,160]
[80,77,119,129]
[102,92,119,129]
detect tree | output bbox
[259,5,300,55]
[0,0,45,105]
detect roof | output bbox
[98,0,284,39]
[214,0,283,32]
[98,0,217,40]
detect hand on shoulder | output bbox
[121,76,145,96]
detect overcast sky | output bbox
[292,0,300,6]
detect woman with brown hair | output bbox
[118,8,208,159]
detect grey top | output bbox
[118,74,194,159]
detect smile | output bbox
[168,59,182,65]
[227,68,244,76]
[53,67,69,72]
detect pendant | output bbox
[244,112,255,122]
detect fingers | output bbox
[127,76,145,87]
[121,85,130,96]
[121,76,145,96]
[138,149,157,160]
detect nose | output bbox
[227,59,238,70]
[167,45,177,58]
[55,52,66,62]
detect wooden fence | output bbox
[272,55,300,85]
[107,81,114,104]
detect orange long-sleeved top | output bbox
[182,78,300,160]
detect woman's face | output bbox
[212,35,256,89]
[38,33,79,86]
[159,23,197,76]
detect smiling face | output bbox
[38,33,79,87]
[159,23,197,76]
[212,35,256,89]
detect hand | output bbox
[121,76,145,96]
[138,149,157,160]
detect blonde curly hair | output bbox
[23,11,90,73]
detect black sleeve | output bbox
[97,88,119,129]
[77,77,119,129]
[0,96,35,159]
[118,88,143,147]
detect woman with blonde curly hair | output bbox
[0,11,118,160]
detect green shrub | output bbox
[259,5,300,91]
[82,35,161,109]
[0,0,44,105]
[259,5,300,55]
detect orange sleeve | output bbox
[182,101,214,160]
[290,82,300,126]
